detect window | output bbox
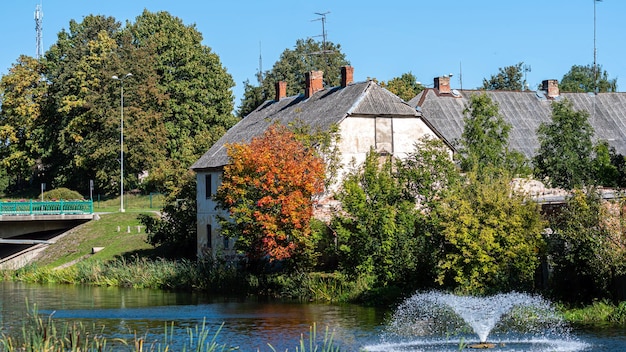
[223,236,229,250]
[206,224,212,249]
[205,174,212,198]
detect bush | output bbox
[42,187,84,200]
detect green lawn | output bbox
[32,194,167,268]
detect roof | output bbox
[409,89,626,159]
[192,81,430,170]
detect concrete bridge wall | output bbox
[0,214,95,238]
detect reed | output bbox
[561,300,626,326]
[0,304,342,352]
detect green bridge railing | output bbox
[0,200,94,215]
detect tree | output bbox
[397,136,459,210]
[482,62,525,91]
[560,64,617,93]
[214,125,325,270]
[458,93,529,176]
[593,141,620,187]
[41,15,171,195]
[381,72,424,102]
[129,10,237,169]
[139,171,197,258]
[2,11,236,196]
[0,55,47,189]
[546,190,626,302]
[238,38,350,117]
[433,172,546,294]
[534,99,594,189]
[332,149,424,287]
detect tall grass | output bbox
[561,300,626,326]
[3,257,369,302]
[0,304,342,352]
[6,256,246,293]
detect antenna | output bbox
[310,12,333,56]
[35,2,43,59]
[593,0,602,94]
[459,62,463,91]
[257,41,263,84]
[523,64,531,90]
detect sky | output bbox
[1,0,625,109]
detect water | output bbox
[370,291,602,351]
[1,283,625,351]
[0,282,385,351]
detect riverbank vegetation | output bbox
[0,304,340,352]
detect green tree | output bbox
[129,10,238,192]
[2,11,236,197]
[534,99,594,189]
[593,141,620,187]
[214,125,325,271]
[434,172,546,294]
[332,149,424,288]
[0,55,47,189]
[39,14,170,196]
[139,171,197,259]
[482,62,525,91]
[458,93,529,176]
[381,72,424,102]
[238,38,350,117]
[546,190,625,302]
[560,64,617,93]
[397,136,459,210]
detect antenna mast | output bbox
[257,41,263,84]
[523,64,531,90]
[310,12,333,56]
[35,3,43,59]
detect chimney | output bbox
[305,70,324,98]
[434,76,451,94]
[275,81,287,101]
[341,66,354,87]
[542,79,559,98]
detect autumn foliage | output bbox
[215,125,325,265]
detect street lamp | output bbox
[112,73,132,212]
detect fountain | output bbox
[365,291,588,351]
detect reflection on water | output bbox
[0,281,385,351]
[2,282,626,351]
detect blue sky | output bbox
[1,1,625,108]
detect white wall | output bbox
[196,170,233,259]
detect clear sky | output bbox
[1,0,625,108]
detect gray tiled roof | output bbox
[409,89,626,159]
[192,81,422,170]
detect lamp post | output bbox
[112,73,132,212]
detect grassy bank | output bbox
[560,300,626,326]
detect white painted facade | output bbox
[196,114,448,259]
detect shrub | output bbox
[42,187,84,200]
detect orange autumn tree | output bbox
[215,124,325,269]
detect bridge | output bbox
[0,200,95,242]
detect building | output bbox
[191,66,452,259]
[409,75,626,159]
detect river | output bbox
[1,281,626,351]
[0,281,386,351]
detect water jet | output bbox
[365,291,588,351]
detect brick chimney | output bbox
[434,76,451,94]
[542,79,559,98]
[275,81,287,101]
[341,66,354,87]
[305,70,324,98]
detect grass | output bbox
[32,211,155,268]
[560,300,626,326]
